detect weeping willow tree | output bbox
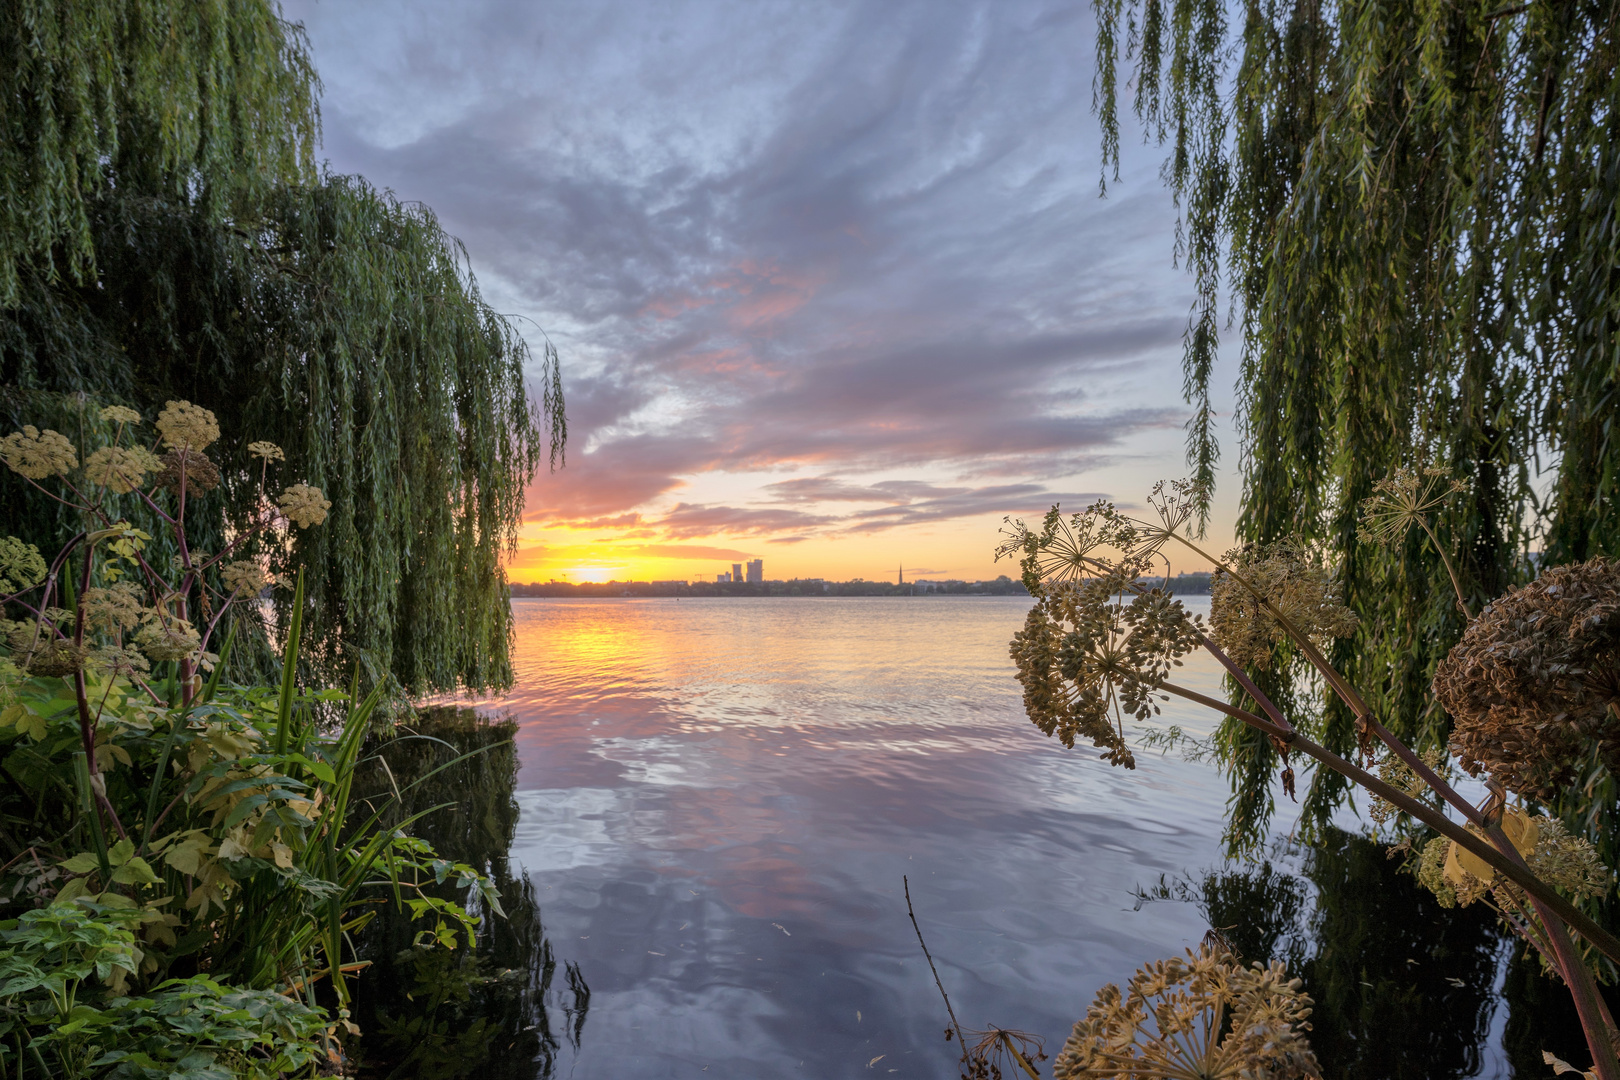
[1,0,565,695]
[1092,0,1620,846]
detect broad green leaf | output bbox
[111,857,160,886]
[60,851,101,874]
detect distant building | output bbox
[717,572,732,583]
[732,563,743,583]
[746,558,763,583]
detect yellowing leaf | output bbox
[161,831,215,876]
[271,842,294,869]
[111,856,159,886]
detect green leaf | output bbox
[60,852,101,874]
[108,838,135,867]
[110,857,160,886]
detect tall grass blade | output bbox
[275,570,306,756]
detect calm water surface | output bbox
[482,596,1238,1076]
[431,595,1540,1078]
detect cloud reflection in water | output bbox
[474,595,1232,1077]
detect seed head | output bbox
[1434,557,1620,800]
[220,560,272,596]
[155,448,222,495]
[98,405,142,426]
[247,440,285,462]
[7,618,85,676]
[1053,944,1319,1079]
[1358,465,1466,548]
[1209,539,1358,670]
[89,645,151,677]
[0,536,47,595]
[134,620,203,663]
[84,446,162,494]
[1010,572,1203,769]
[155,400,220,451]
[1,426,78,479]
[278,483,331,528]
[83,582,148,637]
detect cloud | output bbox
[619,543,756,561]
[288,0,1204,549]
[656,503,839,539]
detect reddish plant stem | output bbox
[1152,680,1620,970]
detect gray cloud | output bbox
[287,0,1200,540]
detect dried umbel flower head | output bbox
[83,582,149,637]
[84,446,162,494]
[220,560,272,597]
[1010,572,1203,769]
[89,645,151,677]
[1357,465,1466,548]
[1434,557,1620,800]
[6,620,86,677]
[1369,746,1448,827]
[98,405,142,426]
[155,400,220,451]
[155,448,221,495]
[134,620,203,663]
[1,426,78,479]
[277,483,331,528]
[1209,539,1358,670]
[0,536,47,595]
[998,501,1143,594]
[1052,944,1320,1080]
[247,440,284,462]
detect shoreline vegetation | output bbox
[510,572,1213,599]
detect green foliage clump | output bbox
[0,901,327,1080]
[0,403,513,1076]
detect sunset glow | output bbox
[293,0,1242,586]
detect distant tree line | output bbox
[510,575,1034,598]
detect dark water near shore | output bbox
[352,596,1596,1078]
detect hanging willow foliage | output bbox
[1094,0,1620,846]
[1,0,319,306]
[2,178,563,696]
[2,2,564,696]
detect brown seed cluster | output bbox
[155,448,222,495]
[1433,557,1620,800]
[1009,573,1203,769]
[1209,539,1358,670]
[1053,944,1319,1079]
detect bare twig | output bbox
[904,875,966,1047]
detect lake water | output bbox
[413,595,1554,1078]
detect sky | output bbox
[283,0,1240,584]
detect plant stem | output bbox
[1414,514,1471,618]
[1152,678,1620,969]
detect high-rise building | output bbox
[732,563,743,583]
[717,572,731,583]
[746,559,763,583]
